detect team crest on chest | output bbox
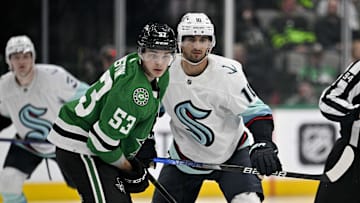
[133,88,149,106]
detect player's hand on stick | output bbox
[250,140,282,176]
[122,158,149,193]
[136,132,157,168]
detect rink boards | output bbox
[0,108,332,202]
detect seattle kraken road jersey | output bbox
[0,64,88,157]
[48,52,169,165]
[163,54,272,174]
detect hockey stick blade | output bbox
[153,157,330,182]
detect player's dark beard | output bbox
[188,52,206,63]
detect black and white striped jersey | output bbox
[319,60,360,122]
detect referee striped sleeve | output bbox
[320,60,360,121]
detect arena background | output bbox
[1,0,358,202]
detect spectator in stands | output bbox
[236,1,271,52]
[297,43,339,96]
[316,0,360,37]
[268,0,316,51]
[233,42,276,104]
[352,39,360,60]
[77,45,117,84]
[235,1,276,104]
[267,0,317,104]
[314,0,341,50]
[96,44,117,78]
[284,80,318,107]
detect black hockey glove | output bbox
[249,140,282,176]
[122,158,149,193]
[135,133,157,168]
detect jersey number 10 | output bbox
[241,83,257,103]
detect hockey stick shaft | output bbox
[0,138,51,144]
[153,157,330,182]
[146,170,177,203]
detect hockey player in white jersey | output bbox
[152,13,282,203]
[0,35,89,203]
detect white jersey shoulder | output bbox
[171,54,249,98]
[165,54,254,174]
[0,64,87,156]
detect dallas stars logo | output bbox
[133,88,149,106]
[115,177,126,194]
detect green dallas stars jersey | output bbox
[48,52,169,165]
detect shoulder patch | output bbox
[133,88,149,106]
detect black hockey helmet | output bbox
[137,22,177,52]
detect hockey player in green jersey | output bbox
[48,22,177,202]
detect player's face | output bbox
[181,36,212,63]
[141,49,174,80]
[9,52,34,79]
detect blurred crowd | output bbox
[233,0,360,107]
[3,0,360,107]
[77,0,360,107]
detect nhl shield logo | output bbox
[133,88,149,106]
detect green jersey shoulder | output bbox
[54,52,169,161]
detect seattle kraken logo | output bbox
[175,101,214,146]
[19,104,52,140]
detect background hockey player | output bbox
[0,35,89,203]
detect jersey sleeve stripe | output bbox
[93,121,120,146]
[89,123,119,152]
[52,123,88,143]
[55,117,89,136]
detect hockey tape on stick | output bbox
[147,169,177,203]
[153,157,330,182]
[0,138,51,144]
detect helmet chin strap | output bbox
[180,48,211,66]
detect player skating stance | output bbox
[0,35,89,203]
[47,22,177,202]
[152,13,282,203]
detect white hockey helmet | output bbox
[5,35,36,67]
[177,13,216,49]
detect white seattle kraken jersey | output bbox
[0,64,88,157]
[163,54,272,174]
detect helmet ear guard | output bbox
[177,13,216,51]
[5,35,36,69]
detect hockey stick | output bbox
[153,157,330,182]
[147,170,177,203]
[325,145,354,182]
[0,138,51,144]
